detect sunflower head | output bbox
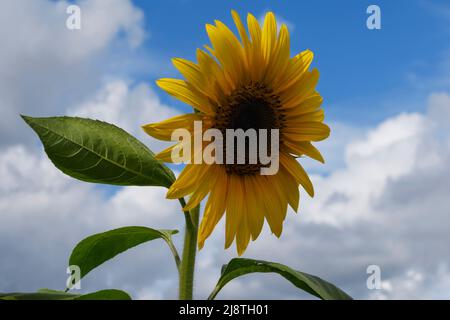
[143,11,330,255]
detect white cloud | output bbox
[428,92,450,127]
[301,121,366,174]
[67,79,178,151]
[305,112,427,225]
[0,0,144,64]
[0,0,146,147]
[370,266,450,300]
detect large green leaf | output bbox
[22,115,175,188]
[0,289,131,300]
[68,226,179,287]
[208,258,353,300]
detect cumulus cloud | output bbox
[0,0,146,147]
[67,79,179,151]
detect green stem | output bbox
[178,198,199,300]
[165,237,181,272]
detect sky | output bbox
[1,0,450,299]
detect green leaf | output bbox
[0,289,131,300]
[68,226,179,287]
[21,115,175,188]
[208,258,353,300]
[74,289,131,300]
[0,290,77,300]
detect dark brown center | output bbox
[214,82,284,176]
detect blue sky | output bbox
[1,0,450,300]
[132,0,450,125]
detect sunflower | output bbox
[143,11,330,255]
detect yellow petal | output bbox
[213,22,245,73]
[155,143,180,163]
[261,12,277,61]
[172,58,215,100]
[196,50,232,101]
[206,23,242,86]
[243,176,264,241]
[235,196,251,256]
[268,174,289,222]
[280,152,314,197]
[285,109,325,124]
[278,167,300,212]
[156,78,213,115]
[232,10,250,46]
[283,140,325,163]
[264,24,290,84]
[276,50,314,93]
[247,13,262,48]
[247,13,264,79]
[283,122,331,142]
[281,69,320,109]
[250,175,283,237]
[225,175,244,249]
[183,165,217,211]
[198,166,228,249]
[166,164,208,199]
[142,113,202,141]
[283,94,323,115]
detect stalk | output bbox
[178,199,199,300]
